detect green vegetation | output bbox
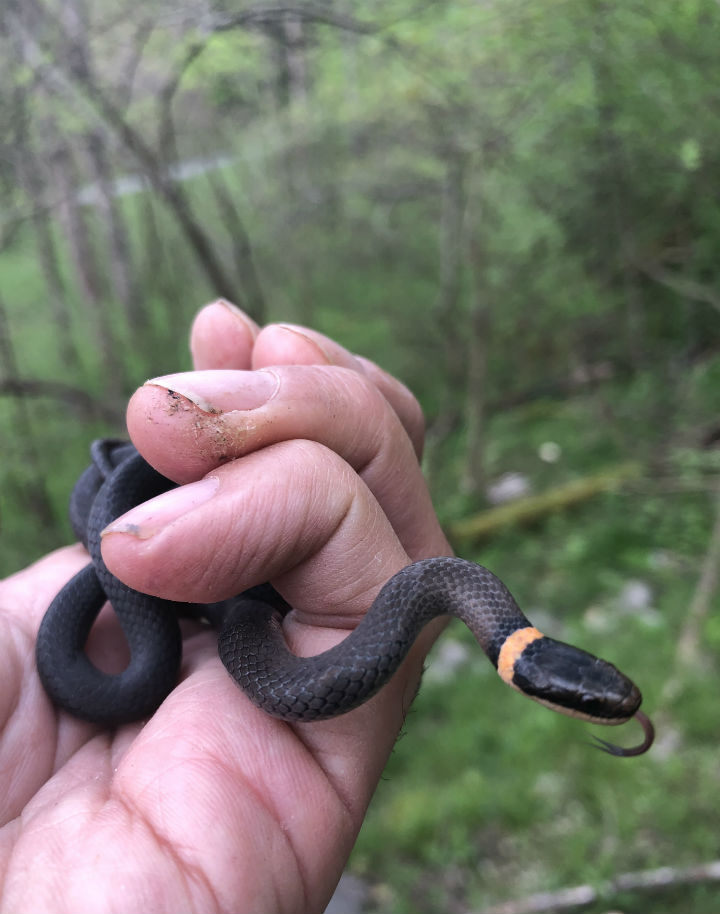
[354,449,720,912]
[1,1,719,910]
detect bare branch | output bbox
[482,859,720,914]
[5,0,242,302]
[116,16,155,111]
[676,488,720,664]
[635,258,720,315]
[0,377,122,422]
[660,488,720,703]
[205,4,381,37]
[157,40,206,159]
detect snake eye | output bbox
[511,637,642,722]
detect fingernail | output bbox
[214,299,260,338]
[274,324,333,364]
[101,476,220,539]
[144,368,279,412]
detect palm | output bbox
[1,546,398,912]
[0,308,451,913]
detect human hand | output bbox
[0,301,451,913]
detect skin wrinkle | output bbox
[1,625,65,824]
[112,787,222,913]
[0,819,20,900]
[119,672,313,913]
[336,393,433,561]
[0,618,29,731]
[50,715,96,784]
[214,442,358,595]
[108,730,138,778]
[290,516,392,629]
[206,756,306,913]
[22,736,115,827]
[334,374,398,474]
[277,485,373,632]
[291,715,380,827]
[353,356,425,459]
[231,749,315,912]
[2,759,122,911]
[289,729,360,827]
[276,732,357,913]
[199,447,359,608]
[256,464,336,571]
[280,453,357,573]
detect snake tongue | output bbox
[511,636,642,722]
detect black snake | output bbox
[36,440,654,756]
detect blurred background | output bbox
[1,1,719,911]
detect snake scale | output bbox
[36,440,654,756]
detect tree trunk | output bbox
[11,87,79,368]
[0,294,56,527]
[461,200,491,494]
[589,0,644,366]
[424,143,469,486]
[85,129,140,332]
[47,136,124,394]
[4,0,242,310]
[205,171,267,323]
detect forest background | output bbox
[1,1,719,912]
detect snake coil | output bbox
[36,440,654,756]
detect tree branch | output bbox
[116,16,155,111]
[0,377,122,422]
[634,258,720,315]
[5,0,243,303]
[661,487,720,703]
[205,4,381,37]
[156,40,205,158]
[481,859,720,914]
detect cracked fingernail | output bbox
[101,476,220,539]
[144,368,279,412]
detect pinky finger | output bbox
[190,300,260,370]
[354,355,425,460]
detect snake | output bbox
[36,439,654,756]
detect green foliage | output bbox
[1,0,719,910]
[352,410,718,911]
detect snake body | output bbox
[37,441,183,722]
[36,440,653,754]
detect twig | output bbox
[0,377,121,422]
[206,4,381,37]
[480,859,720,914]
[447,463,642,544]
[662,487,720,701]
[634,258,720,315]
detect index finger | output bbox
[127,366,450,561]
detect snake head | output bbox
[510,636,642,724]
[507,635,654,756]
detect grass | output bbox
[341,358,720,911]
[347,409,719,912]
[1,184,718,913]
